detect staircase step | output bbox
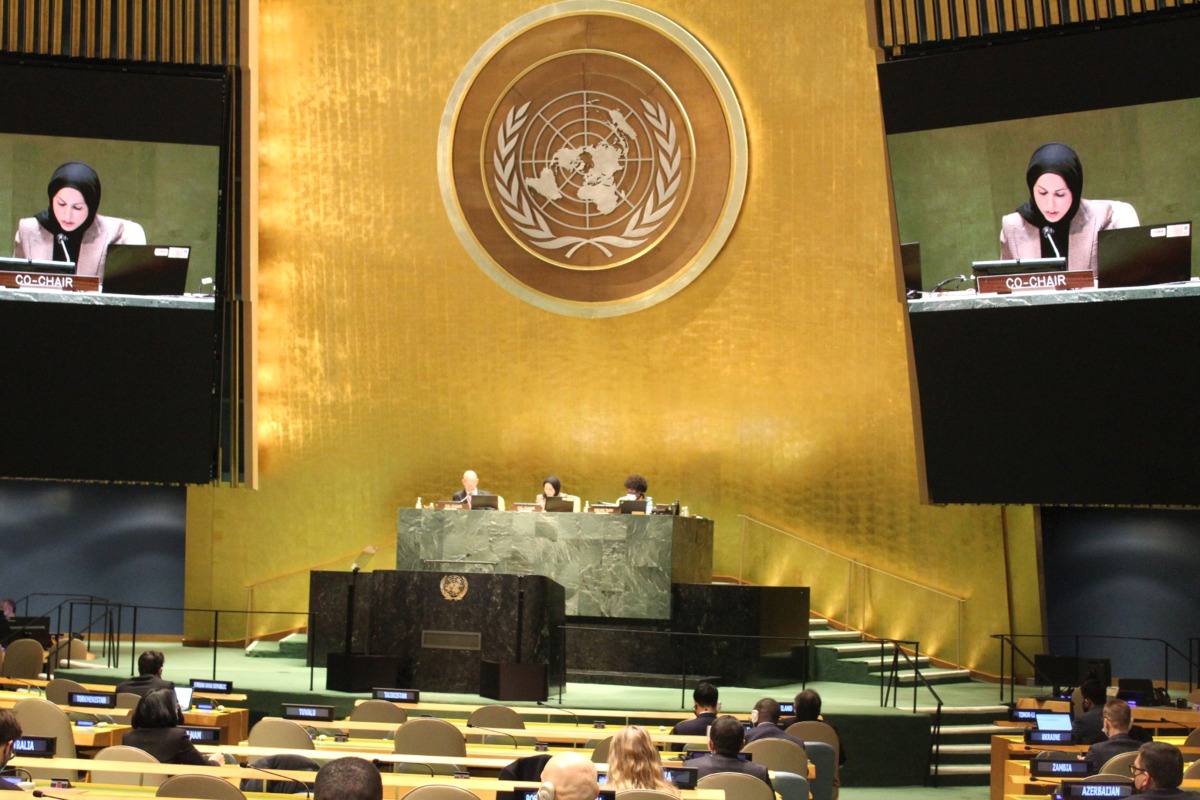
[821,642,898,657]
[845,655,931,670]
[939,723,1012,736]
[809,630,864,643]
[894,668,972,685]
[934,744,992,756]
[808,618,831,629]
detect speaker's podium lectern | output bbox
[311,569,565,700]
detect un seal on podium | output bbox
[440,574,469,601]
[439,1,746,317]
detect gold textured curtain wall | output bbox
[184,0,1042,671]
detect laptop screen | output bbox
[1097,222,1192,288]
[174,686,194,710]
[1035,712,1073,732]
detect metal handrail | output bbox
[738,515,966,664]
[241,540,395,645]
[992,632,1199,703]
[872,636,945,785]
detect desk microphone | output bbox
[396,762,435,776]
[931,274,973,292]
[466,723,519,747]
[1042,226,1063,259]
[33,791,72,800]
[55,233,70,262]
[238,763,312,797]
[537,700,581,727]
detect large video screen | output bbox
[880,15,1200,507]
[0,56,233,484]
[880,16,1200,292]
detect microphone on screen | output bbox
[466,723,518,747]
[1042,226,1062,259]
[538,700,581,726]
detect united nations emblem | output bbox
[489,63,686,268]
[440,574,469,601]
[439,1,746,317]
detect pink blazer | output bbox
[13,215,146,278]
[999,198,1139,274]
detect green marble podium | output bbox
[395,509,713,619]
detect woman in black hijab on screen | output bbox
[11,161,145,277]
[999,142,1139,276]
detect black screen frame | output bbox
[0,53,235,485]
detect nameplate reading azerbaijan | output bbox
[0,271,100,292]
[977,269,1093,295]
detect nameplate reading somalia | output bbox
[439,1,746,317]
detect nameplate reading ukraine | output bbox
[977,270,1093,295]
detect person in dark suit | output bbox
[1072,680,1108,745]
[780,688,847,766]
[116,650,175,697]
[669,682,720,752]
[0,710,26,791]
[451,470,492,505]
[314,757,382,800]
[1129,741,1195,799]
[691,715,772,791]
[122,688,215,766]
[1086,700,1141,770]
[744,697,806,748]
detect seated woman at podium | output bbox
[999,142,1138,275]
[537,475,580,511]
[11,161,145,277]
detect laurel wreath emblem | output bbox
[492,99,682,259]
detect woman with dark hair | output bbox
[999,143,1138,276]
[122,688,215,766]
[11,161,145,277]
[606,725,679,796]
[537,476,580,511]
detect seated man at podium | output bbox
[999,143,1138,275]
[12,161,145,277]
[453,469,486,501]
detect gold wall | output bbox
[185,0,1043,672]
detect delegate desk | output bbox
[990,733,1196,800]
[11,757,725,800]
[394,508,714,618]
[256,716,710,749]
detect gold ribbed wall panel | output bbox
[186,0,1041,671]
[0,0,238,64]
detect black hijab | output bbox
[34,162,102,264]
[1016,143,1082,260]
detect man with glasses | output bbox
[1130,741,1194,799]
